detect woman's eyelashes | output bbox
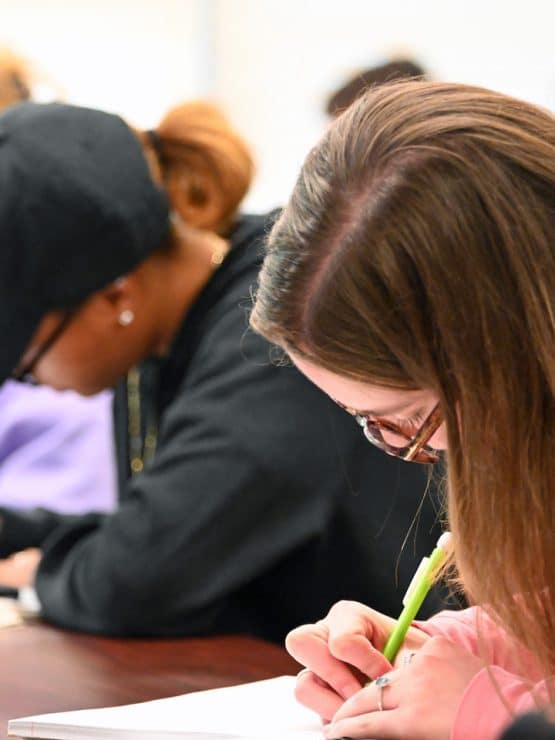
[390,409,425,433]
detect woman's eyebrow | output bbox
[356,403,423,418]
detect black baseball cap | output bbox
[0,101,170,383]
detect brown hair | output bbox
[139,102,254,235]
[0,49,31,110]
[251,81,555,680]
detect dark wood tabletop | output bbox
[0,621,301,739]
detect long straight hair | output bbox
[251,81,555,678]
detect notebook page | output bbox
[9,675,323,740]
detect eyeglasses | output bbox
[11,310,76,384]
[336,399,443,464]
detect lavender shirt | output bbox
[0,382,116,513]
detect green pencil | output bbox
[382,532,452,664]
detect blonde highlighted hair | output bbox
[0,49,31,109]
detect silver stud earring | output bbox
[118,309,135,327]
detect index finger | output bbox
[324,603,392,679]
[286,622,365,700]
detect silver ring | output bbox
[375,674,392,712]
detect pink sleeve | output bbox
[451,666,549,740]
[415,607,543,679]
[415,607,548,739]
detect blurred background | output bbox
[1,0,553,212]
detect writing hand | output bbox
[324,636,484,739]
[286,600,430,721]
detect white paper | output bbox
[9,675,323,740]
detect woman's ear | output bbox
[96,276,138,326]
[103,276,130,303]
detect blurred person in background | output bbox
[0,48,116,515]
[326,57,426,117]
[0,95,450,640]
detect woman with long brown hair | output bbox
[251,80,555,738]
[0,94,447,641]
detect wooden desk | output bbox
[0,622,300,739]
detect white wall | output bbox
[1,0,553,212]
[0,0,210,126]
[212,0,555,211]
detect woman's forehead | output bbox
[289,352,433,416]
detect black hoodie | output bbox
[0,213,450,640]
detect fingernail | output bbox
[323,726,349,740]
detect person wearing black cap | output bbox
[0,99,449,640]
[326,58,426,118]
[0,48,117,520]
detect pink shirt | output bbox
[416,607,547,739]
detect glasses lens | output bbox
[12,373,39,386]
[360,417,439,464]
[360,419,389,449]
[11,310,75,383]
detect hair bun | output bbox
[155,102,254,233]
[0,49,31,110]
